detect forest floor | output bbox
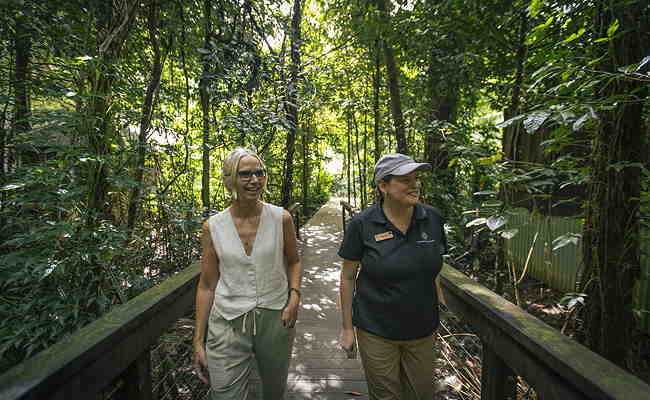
[433,257,650,400]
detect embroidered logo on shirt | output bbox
[421,232,428,240]
[374,231,394,242]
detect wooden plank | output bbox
[250,368,366,380]
[120,350,152,400]
[480,346,516,400]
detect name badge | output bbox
[374,231,394,242]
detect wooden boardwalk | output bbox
[251,198,368,399]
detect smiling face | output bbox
[233,155,267,202]
[378,171,421,207]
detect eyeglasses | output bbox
[237,169,267,180]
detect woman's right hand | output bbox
[193,344,209,384]
[340,328,356,359]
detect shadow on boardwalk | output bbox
[252,197,367,399]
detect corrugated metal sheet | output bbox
[505,211,650,333]
[504,211,581,293]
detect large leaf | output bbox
[552,233,580,251]
[486,215,507,231]
[523,111,550,133]
[465,218,487,228]
[0,183,26,191]
[500,229,519,240]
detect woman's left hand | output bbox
[282,302,298,328]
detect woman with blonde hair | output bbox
[193,147,302,399]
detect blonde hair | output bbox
[222,147,267,200]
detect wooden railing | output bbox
[3,241,650,399]
[439,264,650,400]
[340,200,357,233]
[0,265,201,400]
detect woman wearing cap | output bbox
[193,147,302,399]
[338,153,447,400]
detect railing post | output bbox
[481,345,516,400]
[119,348,152,400]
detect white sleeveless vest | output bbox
[208,202,288,320]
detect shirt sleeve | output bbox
[338,216,364,261]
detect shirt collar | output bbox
[368,202,428,225]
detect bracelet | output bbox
[289,288,301,298]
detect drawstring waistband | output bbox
[241,309,259,336]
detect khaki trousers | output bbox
[206,308,294,400]
[357,328,435,400]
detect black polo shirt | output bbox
[338,202,447,340]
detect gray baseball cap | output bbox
[373,153,431,185]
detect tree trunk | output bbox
[375,0,407,155]
[200,0,212,212]
[502,9,528,163]
[281,0,302,209]
[424,91,457,186]
[580,1,648,368]
[86,0,137,223]
[127,0,163,231]
[13,14,31,136]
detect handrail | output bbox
[340,200,357,233]
[0,264,200,400]
[439,264,650,399]
[3,250,650,399]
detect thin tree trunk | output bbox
[200,0,212,212]
[580,0,648,368]
[301,120,308,228]
[373,42,381,163]
[363,102,368,209]
[281,0,302,209]
[352,110,365,207]
[346,113,352,205]
[127,0,163,231]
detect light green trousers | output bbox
[206,308,294,400]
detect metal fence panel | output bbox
[505,211,650,334]
[504,211,581,293]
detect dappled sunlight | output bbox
[254,198,369,397]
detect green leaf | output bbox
[500,229,519,240]
[562,28,585,45]
[523,111,550,133]
[486,215,507,231]
[528,0,544,18]
[0,183,26,191]
[607,19,620,38]
[473,190,497,196]
[465,218,487,228]
[496,114,526,129]
[552,233,580,251]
